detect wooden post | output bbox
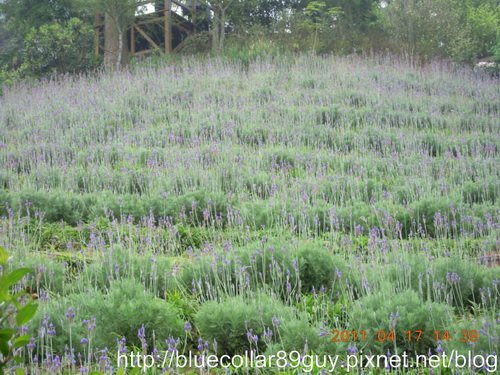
[130,25,136,55]
[135,25,161,50]
[164,0,172,54]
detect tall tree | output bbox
[23,17,97,75]
[82,0,137,69]
[205,0,233,53]
[376,0,462,60]
[0,0,85,67]
[0,0,81,36]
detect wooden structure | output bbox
[94,0,208,60]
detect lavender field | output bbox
[0,55,498,374]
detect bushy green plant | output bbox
[297,243,335,293]
[376,252,429,295]
[462,179,497,204]
[441,315,499,363]
[429,256,491,310]
[0,64,29,96]
[175,224,212,252]
[492,31,500,65]
[347,289,453,354]
[35,278,183,353]
[223,36,283,68]
[17,255,69,296]
[23,18,98,76]
[412,198,460,238]
[176,240,298,300]
[37,222,86,251]
[0,189,234,227]
[195,293,304,355]
[76,246,173,297]
[277,318,321,353]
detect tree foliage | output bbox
[23,17,98,76]
[0,0,81,36]
[376,0,499,63]
[0,0,498,81]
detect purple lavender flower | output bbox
[246,329,259,345]
[347,343,358,354]
[197,337,208,352]
[436,341,443,354]
[263,327,273,342]
[335,267,343,279]
[65,307,76,323]
[319,327,329,337]
[117,337,127,354]
[203,208,210,221]
[166,337,180,353]
[272,316,281,327]
[82,317,96,333]
[47,323,56,336]
[446,272,460,284]
[137,324,146,341]
[27,337,36,350]
[52,355,62,369]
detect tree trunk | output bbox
[104,14,129,70]
[219,8,225,52]
[104,13,119,69]
[117,27,123,70]
[212,8,220,53]
[211,6,226,53]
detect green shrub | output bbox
[0,189,233,227]
[412,198,460,238]
[268,149,296,169]
[175,224,212,252]
[16,190,94,225]
[237,241,297,292]
[76,246,173,297]
[176,240,299,300]
[462,179,497,204]
[429,256,490,310]
[316,106,341,127]
[297,243,335,293]
[195,293,302,355]
[16,255,69,296]
[278,318,320,353]
[244,172,273,199]
[23,18,98,76]
[362,252,429,298]
[422,134,444,157]
[177,239,359,301]
[37,222,86,251]
[441,315,500,363]
[347,289,453,354]
[34,278,183,353]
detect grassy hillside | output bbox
[0,55,498,374]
